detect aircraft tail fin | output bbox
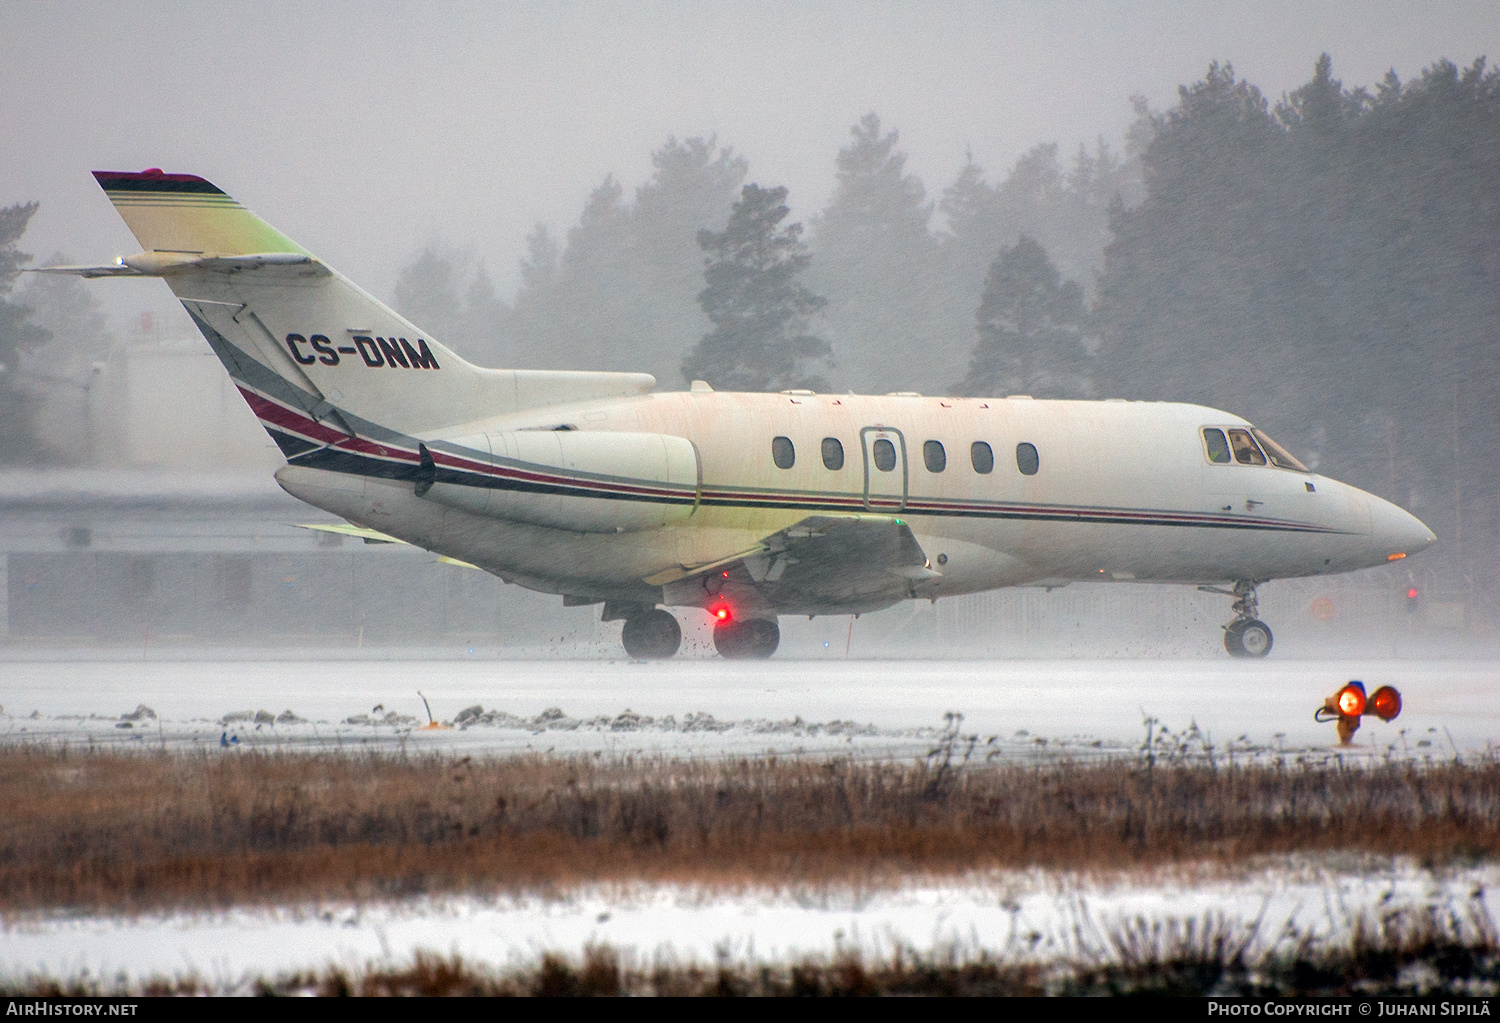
[93,169,309,258]
[81,170,655,463]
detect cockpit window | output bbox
[1227,429,1267,466]
[1202,428,1231,464]
[1251,429,1310,472]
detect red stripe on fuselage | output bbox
[238,388,348,446]
[238,386,1333,532]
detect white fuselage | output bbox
[276,388,1435,617]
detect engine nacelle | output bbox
[422,430,699,533]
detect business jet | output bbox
[42,169,1435,660]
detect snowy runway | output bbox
[0,654,1496,760]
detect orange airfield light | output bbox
[1336,684,1366,717]
[1315,680,1402,745]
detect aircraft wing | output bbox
[294,523,479,568]
[297,522,403,544]
[653,513,939,613]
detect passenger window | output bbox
[1227,429,1266,466]
[872,438,897,472]
[1203,428,1231,464]
[1016,442,1039,475]
[772,436,795,469]
[971,441,994,474]
[821,437,844,470]
[922,440,946,473]
[1251,429,1310,472]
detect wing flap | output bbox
[658,513,938,609]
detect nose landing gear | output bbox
[1202,581,1274,658]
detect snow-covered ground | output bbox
[0,655,1495,760]
[2,859,1495,981]
[1,655,1496,982]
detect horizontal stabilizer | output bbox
[28,262,143,278]
[32,252,329,278]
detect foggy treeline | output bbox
[1094,55,1500,597]
[388,123,1133,396]
[1,54,1495,595]
[0,203,112,464]
[392,55,1498,595]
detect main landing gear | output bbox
[1202,580,1274,659]
[620,608,682,659]
[613,606,779,660]
[713,616,780,660]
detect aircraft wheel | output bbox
[1224,618,1273,658]
[621,609,682,659]
[714,617,780,659]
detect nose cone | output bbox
[1368,495,1436,560]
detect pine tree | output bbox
[808,113,937,394]
[17,251,110,360]
[508,138,748,384]
[461,263,508,366]
[0,202,51,464]
[956,237,1091,399]
[392,246,464,345]
[682,184,829,391]
[628,137,748,383]
[938,150,998,280]
[392,247,512,366]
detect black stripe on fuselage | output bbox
[268,429,322,458]
[290,446,1341,534]
[289,447,699,506]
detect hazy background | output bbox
[1,1,1496,653]
[4,1,1494,313]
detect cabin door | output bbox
[860,426,908,512]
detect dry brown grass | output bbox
[2,745,1498,914]
[6,907,1498,995]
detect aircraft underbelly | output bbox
[276,466,678,596]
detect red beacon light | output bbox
[711,603,732,622]
[1370,685,1402,722]
[1315,680,1402,745]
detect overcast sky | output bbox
[3,0,1496,330]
